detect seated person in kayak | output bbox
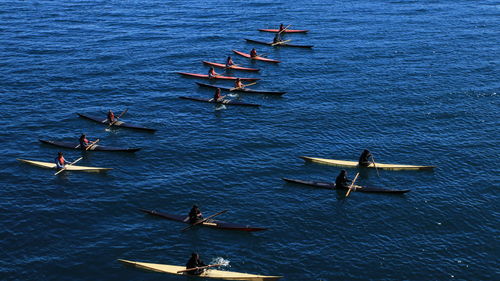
[208,67,218,79]
[225,56,234,68]
[185,252,207,275]
[358,149,373,167]
[55,152,67,169]
[279,23,285,32]
[188,205,203,224]
[234,78,245,89]
[107,110,115,123]
[335,169,352,189]
[213,88,225,102]
[79,134,95,150]
[250,48,258,58]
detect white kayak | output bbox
[300,156,435,171]
[118,259,282,281]
[17,159,112,172]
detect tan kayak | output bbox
[300,156,435,171]
[17,159,112,172]
[118,259,282,281]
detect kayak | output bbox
[202,61,260,72]
[17,159,112,172]
[282,178,410,194]
[245,39,313,49]
[118,259,282,281]
[258,29,308,33]
[179,96,260,107]
[140,209,267,232]
[232,50,281,63]
[196,82,286,96]
[300,156,436,171]
[39,139,141,152]
[77,113,157,132]
[177,72,260,82]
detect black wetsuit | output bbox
[188,207,203,224]
[335,173,351,189]
[185,256,206,275]
[358,150,373,167]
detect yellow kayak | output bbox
[17,159,112,172]
[118,259,282,281]
[300,156,435,171]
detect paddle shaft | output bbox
[345,172,360,198]
[181,210,228,231]
[278,24,292,34]
[54,156,83,175]
[230,81,257,91]
[371,155,380,177]
[177,264,223,274]
[271,39,292,46]
[84,139,100,151]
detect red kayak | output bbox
[202,61,260,72]
[177,72,260,81]
[232,50,281,63]
[258,28,308,33]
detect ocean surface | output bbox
[0,0,498,280]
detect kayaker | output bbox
[188,205,203,224]
[234,78,244,89]
[213,88,225,102]
[225,56,234,68]
[208,67,218,79]
[78,134,94,150]
[55,152,66,169]
[250,48,258,58]
[335,169,352,189]
[358,149,373,167]
[185,252,207,275]
[107,110,115,123]
[279,23,285,32]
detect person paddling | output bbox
[250,48,258,58]
[225,56,234,68]
[79,134,95,150]
[185,252,207,275]
[55,152,67,169]
[279,23,285,32]
[234,78,245,90]
[107,110,115,123]
[213,88,225,102]
[335,169,352,189]
[188,205,203,224]
[358,149,373,167]
[208,67,218,79]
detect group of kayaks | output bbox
[176,26,312,108]
[17,111,157,175]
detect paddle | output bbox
[271,39,292,46]
[278,24,292,34]
[85,139,100,151]
[176,264,223,274]
[107,108,128,129]
[54,156,83,175]
[230,82,257,91]
[181,210,228,232]
[345,172,360,198]
[371,155,380,177]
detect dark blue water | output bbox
[1,0,498,280]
